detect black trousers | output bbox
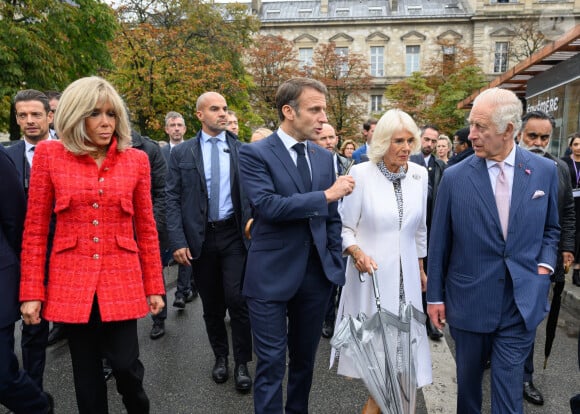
[20,318,49,390]
[66,297,149,414]
[194,219,252,364]
[0,323,50,414]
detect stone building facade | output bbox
[245,0,579,113]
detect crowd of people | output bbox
[1,75,579,414]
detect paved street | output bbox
[4,265,580,413]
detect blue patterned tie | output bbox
[293,143,311,192]
[209,138,220,221]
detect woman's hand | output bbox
[347,245,378,275]
[420,270,427,292]
[148,295,165,315]
[20,301,42,325]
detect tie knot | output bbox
[293,143,306,156]
[30,146,35,152]
[496,161,504,171]
[210,137,219,145]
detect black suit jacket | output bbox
[166,131,251,258]
[410,153,446,232]
[545,153,575,281]
[161,143,170,165]
[6,141,28,193]
[0,145,26,328]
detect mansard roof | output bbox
[254,0,471,22]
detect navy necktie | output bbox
[209,138,220,221]
[293,143,311,192]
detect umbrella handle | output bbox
[359,269,381,310]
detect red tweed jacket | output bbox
[20,138,165,323]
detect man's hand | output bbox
[324,175,355,203]
[148,295,165,315]
[538,266,550,275]
[427,303,446,330]
[563,252,574,269]
[21,301,42,325]
[173,247,192,266]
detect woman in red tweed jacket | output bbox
[20,76,165,414]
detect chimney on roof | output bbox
[321,0,328,14]
[251,0,261,15]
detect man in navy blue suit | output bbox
[427,87,560,414]
[0,145,53,412]
[6,89,53,391]
[166,92,253,393]
[160,111,198,310]
[239,78,355,413]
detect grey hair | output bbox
[473,88,522,138]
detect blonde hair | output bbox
[438,134,452,158]
[367,109,421,164]
[250,127,273,143]
[55,76,131,154]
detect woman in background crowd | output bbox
[250,127,273,143]
[331,109,432,413]
[340,139,358,160]
[436,134,452,164]
[563,132,580,286]
[20,76,165,414]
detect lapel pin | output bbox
[525,169,531,175]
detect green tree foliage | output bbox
[106,0,259,141]
[385,72,434,126]
[425,44,487,133]
[385,43,486,133]
[0,0,117,135]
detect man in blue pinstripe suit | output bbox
[427,87,560,414]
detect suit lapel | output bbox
[508,147,531,230]
[269,134,306,192]
[191,133,208,194]
[467,156,503,237]
[308,143,321,191]
[227,135,239,198]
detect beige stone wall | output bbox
[258,1,579,112]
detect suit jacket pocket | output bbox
[120,198,134,216]
[250,239,284,251]
[53,195,72,214]
[53,235,78,253]
[116,235,139,252]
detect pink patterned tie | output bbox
[495,162,510,240]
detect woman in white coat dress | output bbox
[332,109,432,413]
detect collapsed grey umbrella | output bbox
[331,270,426,414]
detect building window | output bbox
[405,45,420,75]
[299,48,314,70]
[371,95,383,112]
[336,8,350,17]
[370,46,384,77]
[298,8,312,18]
[335,47,349,77]
[442,45,456,76]
[494,42,509,73]
[368,7,383,16]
